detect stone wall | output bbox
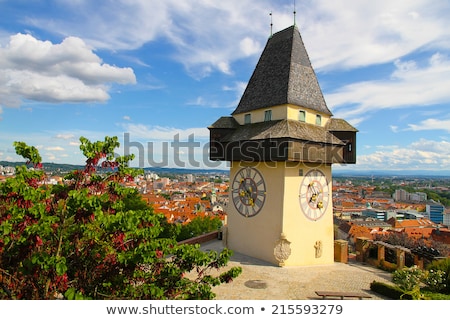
[178,231,219,245]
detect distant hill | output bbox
[0,161,84,172]
[0,161,228,176]
[142,167,228,175]
[3,161,449,178]
[333,169,450,178]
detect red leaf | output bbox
[35,235,43,247]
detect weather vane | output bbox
[269,11,273,37]
[293,0,297,26]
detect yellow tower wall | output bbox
[226,161,334,266]
[281,163,334,266]
[226,162,285,265]
[232,104,331,126]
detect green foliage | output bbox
[370,281,413,300]
[123,189,151,211]
[0,137,241,299]
[392,264,449,299]
[425,191,450,207]
[392,266,424,299]
[422,269,447,293]
[426,258,450,293]
[177,216,223,242]
[13,141,42,168]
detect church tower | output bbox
[209,25,357,266]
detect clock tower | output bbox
[209,25,357,266]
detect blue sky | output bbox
[1,0,450,174]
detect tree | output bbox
[177,216,223,242]
[0,137,241,299]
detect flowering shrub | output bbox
[423,269,447,293]
[393,264,448,299]
[426,258,450,294]
[392,265,424,293]
[0,137,241,299]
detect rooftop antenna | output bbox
[269,11,273,37]
[293,0,297,26]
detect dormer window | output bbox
[264,110,272,121]
[298,110,306,122]
[315,114,322,126]
[244,113,251,124]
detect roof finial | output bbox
[293,0,297,26]
[269,11,273,37]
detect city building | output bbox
[393,189,427,202]
[426,202,445,224]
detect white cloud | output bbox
[225,81,247,95]
[221,81,248,109]
[55,133,75,140]
[351,138,450,171]
[410,138,450,154]
[327,53,450,122]
[45,153,57,161]
[302,0,450,70]
[0,33,136,107]
[20,0,273,78]
[13,1,450,78]
[45,146,64,151]
[239,37,262,57]
[120,123,209,140]
[187,96,207,106]
[407,118,450,133]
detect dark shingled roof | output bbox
[222,119,344,145]
[232,25,332,116]
[208,116,239,129]
[325,118,359,132]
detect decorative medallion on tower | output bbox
[274,233,291,267]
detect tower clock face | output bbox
[231,167,267,217]
[299,169,330,221]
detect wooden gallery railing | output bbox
[354,237,442,271]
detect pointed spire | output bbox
[232,26,332,116]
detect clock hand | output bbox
[240,182,255,206]
[317,201,324,210]
[246,185,255,206]
[307,183,324,209]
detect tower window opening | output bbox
[298,110,306,122]
[315,114,322,125]
[264,110,272,121]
